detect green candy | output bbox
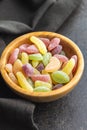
[35,80,52,89]
[51,70,70,83]
[42,52,52,66]
[34,86,51,92]
[29,53,43,61]
[27,78,34,87]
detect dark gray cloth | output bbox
[0,0,82,130]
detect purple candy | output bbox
[22,63,34,77]
[51,45,62,55]
[36,63,44,72]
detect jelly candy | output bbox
[51,45,62,55]
[48,38,60,51]
[34,86,51,92]
[71,55,77,72]
[19,44,29,53]
[5,63,12,73]
[8,48,19,64]
[32,61,39,68]
[42,52,52,66]
[39,37,50,47]
[21,52,29,64]
[60,50,66,55]
[9,72,18,84]
[29,53,43,61]
[52,84,63,90]
[13,59,23,75]
[54,54,68,62]
[30,36,47,54]
[35,80,52,89]
[31,74,51,82]
[16,71,33,92]
[62,58,75,75]
[36,63,44,72]
[26,45,39,54]
[22,63,34,77]
[27,78,34,87]
[51,70,70,83]
[33,68,40,74]
[45,57,61,72]
[6,35,78,92]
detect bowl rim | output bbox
[0,31,84,99]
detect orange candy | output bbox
[45,57,61,72]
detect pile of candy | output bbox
[5,36,77,92]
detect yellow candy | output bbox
[42,69,48,74]
[16,72,33,92]
[30,36,47,55]
[45,57,61,72]
[62,58,75,75]
[32,60,39,68]
[33,68,40,74]
[13,59,23,75]
[21,52,29,64]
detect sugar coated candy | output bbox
[45,57,61,72]
[5,63,12,73]
[30,36,47,55]
[31,74,51,83]
[34,86,51,92]
[5,35,78,92]
[22,63,34,77]
[51,71,70,83]
[9,72,18,85]
[42,52,52,66]
[13,59,23,75]
[48,38,60,51]
[35,80,52,89]
[26,45,39,54]
[8,48,19,64]
[29,53,43,61]
[16,71,33,92]
[21,52,29,64]
[62,58,75,75]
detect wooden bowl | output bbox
[0,32,84,102]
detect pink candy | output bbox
[48,38,60,51]
[19,44,29,52]
[31,74,51,82]
[8,48,19,64]
[26,45,39,54]
[54,54,68,62]
[51,45,62,55]
[39,38,50,48]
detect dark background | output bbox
[0,0,87,130]
[34,1,87,130]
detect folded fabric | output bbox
[0,0,82,130]
[0,98,38,130]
